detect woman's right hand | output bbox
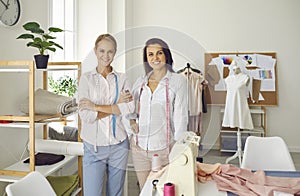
[117,90,133,104]
[130,119,139,134]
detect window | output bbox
[49,0,76,61]
[48,0,77,99]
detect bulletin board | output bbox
[204,52,278,106]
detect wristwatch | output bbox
[0,0,21,26]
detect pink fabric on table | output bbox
[196,162,222,183]
[211,164,300,196]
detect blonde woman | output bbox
[78,34,134,196]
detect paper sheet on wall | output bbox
[238,54,257,66]
[255,54,276,91]
[209,57,226,91]
[240,54,276,92]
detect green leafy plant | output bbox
[16,21,64,55]
[48,76,77,97]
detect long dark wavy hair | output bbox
[143,38,174,74]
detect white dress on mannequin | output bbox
[222,71,253,129]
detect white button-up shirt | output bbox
[78,68,134,146]
[131,70,188,151]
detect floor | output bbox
[126,149,300,196]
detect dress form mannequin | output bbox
[232,63,250,85]
[222,60,253,166]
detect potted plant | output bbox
[16,21,64,69]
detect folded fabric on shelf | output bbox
[23,152,65,166]
[49,125,78,142]
[47,174,79,196]
[19,88,78,116]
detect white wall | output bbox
[0,1,48,60]
[0,0,49,194]
[77,0,107,63]
[123,0,300,152]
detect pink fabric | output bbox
[196,162,222,183]
[211,164,300,196]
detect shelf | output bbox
[46,62,81,71]
[0,61,82,195]
[0,61,81,72]
[0,155,77,183]
[220,107,265,114]
[0,122,45,128]
[0,61,34,73]
[0,68,29,72]
[38,67,80,71]
[221,126,264,134]
[0,113,74,123]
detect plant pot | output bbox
[34,54,49,69]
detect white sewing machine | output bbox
[156,131,201,196]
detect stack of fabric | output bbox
[48,125,78,142]
[19,88,77,116]
[46,174,80,196]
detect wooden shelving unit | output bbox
[0,61,82,195]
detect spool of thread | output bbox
[151,154,161,172]
[163,182,175,196]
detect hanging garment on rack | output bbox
[201,80,208,113]
[187,71,204,116]
[179,68,205,135]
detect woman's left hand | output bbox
[79,98,96,111]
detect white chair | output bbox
[6,171,56,196]
[241,136,296,171]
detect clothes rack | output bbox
[177,63,205,133]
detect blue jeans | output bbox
[83,138,129,196]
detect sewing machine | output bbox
[156,132,201,196]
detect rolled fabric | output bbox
[19,88,78,115]
[35,139,84,156]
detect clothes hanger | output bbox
[177,63,202,74]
